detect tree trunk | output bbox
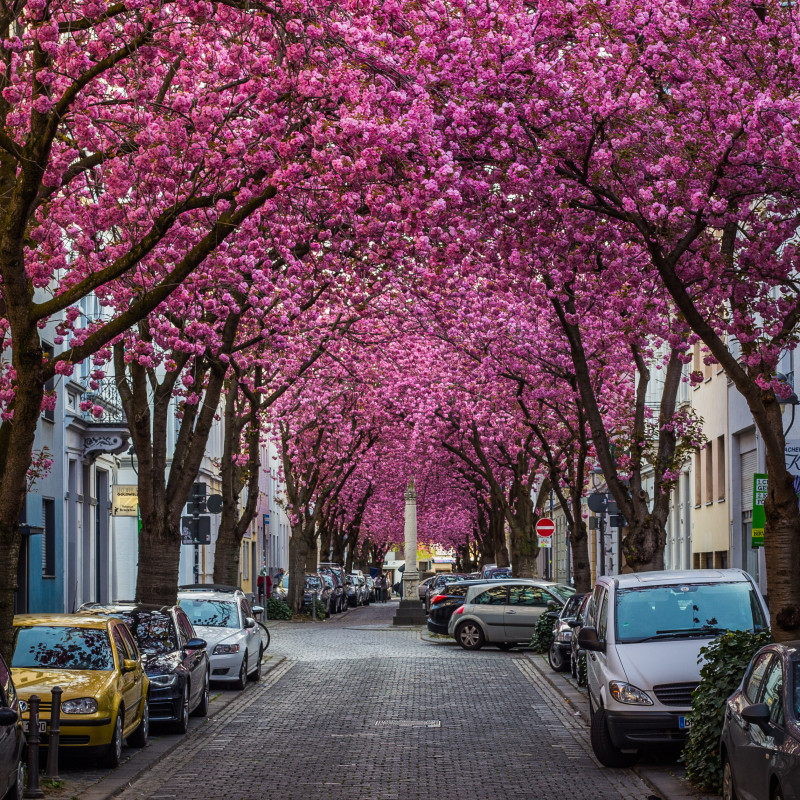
[490,497,510,567]
[136,511,183,605]
[570,515,591,593]
[287,521,308,613]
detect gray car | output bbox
[447,579,575,651]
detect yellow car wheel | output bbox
[101,711,123,768]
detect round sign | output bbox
[536,517,555,537]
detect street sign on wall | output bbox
[752,474,767,548]
[112,485,138,516]
[535,518,555,537]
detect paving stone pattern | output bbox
[115,602,653,800]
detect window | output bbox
[473,586,508,605]
[41,342,55,421]
[13,626,114,671]
[508,586,548,606]
[705,440,714,504]
[597,592,608,640]
[118,624,140,660]
[717,436,726,501]
[759,659,785,727]
[176,611,195,644]
[744,653,773,703]
[42,498,55,577]
[694,450,702,507]
[242,544,249,580]
[111,626,129,667]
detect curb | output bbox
[522,653,715,800]
[54,655,287,800]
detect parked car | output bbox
[352,573,369,605]
[272,573,288,602]
[177,587,264,690]
[80,603,210,733]
[365,576,376,603]
[485,567,512,580]
[0,649,25,799]
[345,574,360,607]
[303,575,332,614]
[424,574,467,612]
[720,641,800,800]
[448,579,575,650]
[319,564,348,613]
[548,593,587,673]
[427,580,490,635]
[570,592,593,679]
[11,613,150,767]
[578,569,769,768]
[418,576,436,601]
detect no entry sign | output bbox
[536,518,555,538]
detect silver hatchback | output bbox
[447,579,574,650]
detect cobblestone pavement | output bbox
[114,601,655,800]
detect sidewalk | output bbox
[46,654,287,800]
[522,653,717,800]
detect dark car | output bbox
[720,641,800,800]
[0,651,24,799]
[427,580,495,635]
[304,574,332,614]
[80,603,210,733]
[569,592,593,679]
[485,567,513,580]
[425,574,467,612]
[547,593,587,673]
[345,574,360,607]
[318,564,347,614]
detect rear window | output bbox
[130,611,178,656]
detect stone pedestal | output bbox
[393,479,427,627]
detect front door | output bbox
[504,585,551,641]
[470,585,508,642]
[112,626,139,733]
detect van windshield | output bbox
[615,582,767,643]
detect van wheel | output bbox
[590,707,638,768]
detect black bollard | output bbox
[44,687,61,781]
[24,694,44,798]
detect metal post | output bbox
[598,515,606,578]
[24,695,43,798]
[312,590,317,621]
[44,687,61,780]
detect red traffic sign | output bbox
[536,518,555,538]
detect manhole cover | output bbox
[375,720,441,728]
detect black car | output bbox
[304,574,332,614]
[427,580,492,635]
[0,651,23,800]
[547,593,586,672]
[424,574,467,612]
[569,592,593,679]
[80,603,210,733]
[318,565,346,614]
[720,641,800,800]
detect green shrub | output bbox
[266,598,292,620]
[683,629,772,792]
[530,611,557,653]
[313,599,327,619]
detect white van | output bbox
[577,569,769,767]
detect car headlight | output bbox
[213,644,240,655]
[557,630,572,642]
[149,674,178,687]
[609,681,653,706]
[61,698,98,714]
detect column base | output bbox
[392,599,427,626]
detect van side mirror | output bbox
[742,703,771,732]
[577,626,606,653]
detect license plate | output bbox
[21,721,46,734]
[678,716,692,729]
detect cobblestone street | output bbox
[110,601,655,800]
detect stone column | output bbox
[393,478,427,626]
[402,480,419,601]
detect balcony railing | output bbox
[80,379,126,424]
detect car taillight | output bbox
[431,594,447,604]
[453,605,465,616]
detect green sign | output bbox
[752,474,767,548]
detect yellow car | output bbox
[11,614,149,766]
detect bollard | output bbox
[44,687,61,781]
[312,591,317,621]
[24,694,44,798]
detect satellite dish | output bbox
[206,494,224,514]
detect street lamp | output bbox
[776,373,800,436]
